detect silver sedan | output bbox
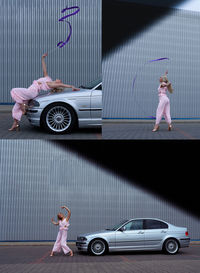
[76,218,190,256]
[27,78,102,134]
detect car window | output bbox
[124,220,143,231]
[80,78,101,89]
[111,219,129,231]
[144,219,168,229]
[95,84,102,90]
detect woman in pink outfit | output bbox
[9,53,80,131]
[50,206,73,257]
[152,71,173,132]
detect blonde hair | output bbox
[51,87,64,93]
[161,75,173,94]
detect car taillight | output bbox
[185,231,189,236]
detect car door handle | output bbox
[138,231,144,234]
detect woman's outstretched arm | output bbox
[51,218,59,225]
[48,82,80,91]
[60,83,80,91]
[42,53,48,77]
[61,206,71,221]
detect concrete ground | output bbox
[0,243,199,273]
[0,106,102,139]
[103,120,200,139]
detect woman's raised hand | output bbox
[61,206,70,212]
[42,52,48,58]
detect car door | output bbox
[144,219,168,249]
[115,219,145,250]
[90,83,102,120]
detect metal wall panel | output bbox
[103,7,200,119]
[0,0,101,104]
[0,140,199,241]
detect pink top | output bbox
[158,82,168,96]
[27,75,53,100]
[59,218,70,231]
[31,76,53,92]
[12,76,53,101]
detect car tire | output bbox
[163,238,179,255]
[89,239,107,256]
[41,103,77,134]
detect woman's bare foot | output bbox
[8,120,20,131]
[69,250,73,257]
[152,124,159,132]
[50,251,54,257]
[168,124,172,131]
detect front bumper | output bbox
[26,108,43,127]
[76,241,89,252]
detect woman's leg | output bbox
[12,103,23,121]
[152,97,166,131]
[9,88,29,130]
[155,97,166,125]
[163,99,172,128]
[11,88,29,114]
[11,88,24,104]
[51,231,62,256]
[8,103,23,131]
[60,231,73,256]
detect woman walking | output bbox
[152,71,173,132]
[9,53,80,131]
[50,206,73,257]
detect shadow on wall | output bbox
[102,0,187,57]
[54,140,200,219]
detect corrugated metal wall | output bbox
[0,0,101,104]
[103,7,200,119]
[0,140,199,241]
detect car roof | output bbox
[126,218,169,224]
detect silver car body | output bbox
[27,81,102,129]
[76,218,190,254]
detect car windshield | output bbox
[80,77,101,89]
[106,220,128,231]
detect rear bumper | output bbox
[179,238,190,248]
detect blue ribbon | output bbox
[57,6,80,48]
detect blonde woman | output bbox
[50,206,73,257]
[152,71,173,132]
[9,53,80,131]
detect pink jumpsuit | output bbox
[10,76,53,121]
[52,218,72,255]
[155,83,171,125]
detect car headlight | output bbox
[28,100,40,107]
[77,236,87,241]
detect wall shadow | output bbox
[54,140,199,219]
[103,0,187,57]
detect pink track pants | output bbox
[156,95,171,125]
[52,230,71,254]
[10,88,28,121]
